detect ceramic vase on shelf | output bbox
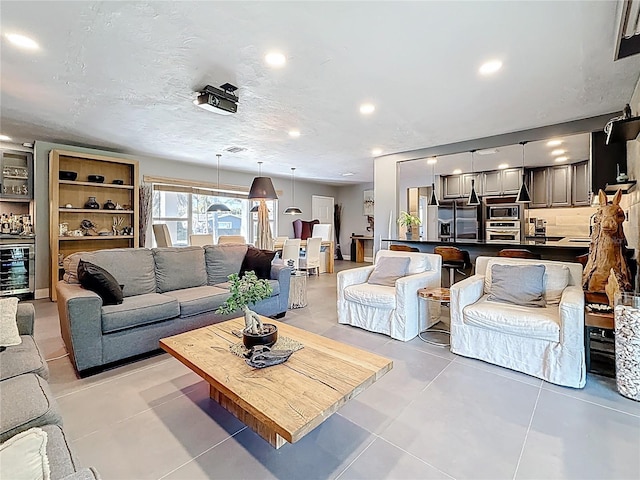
[103,199,116,210]
[84,196,100,209]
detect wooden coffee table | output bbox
[159,317,392,449]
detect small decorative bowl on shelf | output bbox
[112,179,124,185]
[87,175,105,183]
[59,171,77,181]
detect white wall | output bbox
[33,141,337,294]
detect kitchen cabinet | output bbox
[49,149,139,301]
[549,165,571,207]
[501,168,522,194]
[0,150,33,201]
[528,164,579,208]
[529,167,548,208]
[572,161,590,206]
[461,173,483,197]
[483,170,501,196]
[591,131,626,194]
[442,175,462,198]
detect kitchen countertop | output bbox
[383,238,591,249]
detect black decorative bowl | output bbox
[242,323,278,349]
[112,179,124,185]
[87,175,105,183]
[59,171,77,181]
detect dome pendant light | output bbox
[248,161,278,200]
[207,154,231,212]
[516,141,531,203]
[467,150,480,206]
[428,158,439,206]
[283,167,302,215]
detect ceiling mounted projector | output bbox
[193,83,238,115]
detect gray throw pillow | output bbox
[488,264,546,308]
[367,256,411,287]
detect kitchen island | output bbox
[382,237,590,264]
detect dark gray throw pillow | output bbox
[488,264,546,308]
[77,260,124,305]
[367,256,411,287]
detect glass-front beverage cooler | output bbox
[0,243,34,296]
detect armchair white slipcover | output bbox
[450,256,585,388]
[337,250,441,341]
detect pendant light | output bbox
[428,158,439,206]
[207,154,231,212]
[467,150,480,206]
[283,167,302,215]
[248,161,278,200]
[516,141,531,203]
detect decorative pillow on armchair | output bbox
[487,264,546,308]
[367,256,411,287]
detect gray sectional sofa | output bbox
[0,303,99,479]
[56,245,291,374]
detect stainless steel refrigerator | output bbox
[437,200,481,241]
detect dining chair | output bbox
[189,234,212,246]
[299,237,322,275]
[281,239,301,269]
[218,235,247,245]
[152,224,173,247]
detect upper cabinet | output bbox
[0,149,33,201]
[482,168,522,197]
[591,131,627,194]
[529,167,548,208]
[528,163,588,208]
[442,175,463,199]
[461,173,483,197]
[548,165,571,207]
[572,161,590,206]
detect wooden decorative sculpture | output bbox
[583,189,632,293]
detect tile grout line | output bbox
[377,436,457,480]
[333,436,377,480]
[451,356,544,388]
[512,384,542,480]
[539,385,640,419]
[156,426,248,480]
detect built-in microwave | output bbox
[487,204,520,220]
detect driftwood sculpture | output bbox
[583,189,632,293]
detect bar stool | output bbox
[497,249,541,259]
[434,246,470,287]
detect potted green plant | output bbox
[216,271,276,349]
[397,211,421,240]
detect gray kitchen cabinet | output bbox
[461,173,482,197]
[501,168,522,194]
[572,161,590,206]
[529,167,548,208]
[549,165,571,207]
[442,175,462,198]
[483,170,502,196]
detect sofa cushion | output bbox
[487,264,546,308]
[0,335,48,381]
[101,293,180,334]
[240,247,276,280]
[483,258,571,305]
[367,256,410,287]
[0,297,21,347]
[164,286,230,317]
[0,373,62,443]
[78,260,124,306]
[463,295,560,342]
[41,424,80,480]
[0,427,50,480]
[204,244,248,285]
[64,249,156,297]
[153,247,207,293]
[344,284,396,309]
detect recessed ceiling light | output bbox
[0,135,12,141]
[427,158,437,165]
[498,163,509,169]
[5,33,39,50]
[477,148,499,155]
[371,148,382,156]
[453,168,462,174]
[359,103,375,115]
[551,149,566,156]
[265,51,286,67]
[546,139,562,147]
[341,172,355,176]
[479,59,502,75]
[555,156,568,162]
[22,142,33,148]
[288,130,300,138]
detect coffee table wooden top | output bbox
[159,317,392,445]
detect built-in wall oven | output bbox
[485,221,521,243]
[0,243,35,296]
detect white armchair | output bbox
[450,256,585,388]
[337,250,441,341]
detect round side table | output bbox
[417,287,451,346]
[289,271,308,309]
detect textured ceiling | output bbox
[1,1,639,185]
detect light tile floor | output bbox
[31,261,640,480]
